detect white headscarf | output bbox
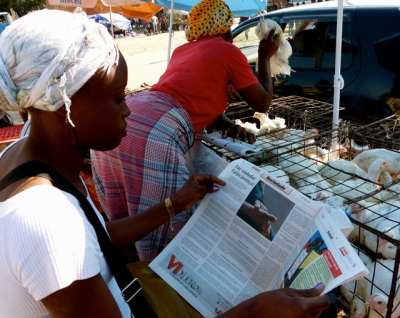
[0,9,119,126]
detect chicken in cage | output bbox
[350,115,400,152]
[213,141,400,318]
[206,97,400,317]
[204,96,346,162]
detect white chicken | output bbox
[235,119,260,136]
[353,149,400,171]
[293,174,332,200]
[364,220,399,259]
[342,257,400,318]
[253,112,286,134]
[341,282,367,318]
[348,202,396,255]
[353,149,400,186]
[255,18,293,77]
[349,200,377,244]
[341,253,373,318]
[358,259,400,318]
[351,139,370,154]
[260,165,290,184]
[340,255,400,318]
[297,146,329,162]
[319,159,369,184]
[330,179,376,201]
[371,184,400,203]
[235,113,286,136]
[351,201,400,258]
[367,158,400,187]
[279,154,320,177]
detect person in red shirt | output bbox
[92,0,279,261]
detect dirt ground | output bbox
[116,31,187,90]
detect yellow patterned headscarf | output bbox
[185,0,233,42]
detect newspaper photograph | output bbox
[149,159,368,317]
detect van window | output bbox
[319,22,355,70]
[233,17,355,72]
[375,32,400,73]
[0,15,8,24]
[282,19,355,70]
[234,23,259,51]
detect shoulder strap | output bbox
[0,160,156,318]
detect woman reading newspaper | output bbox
[0,10,329,317]
[91,0,280,261]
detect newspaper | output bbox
[150,159,368,317]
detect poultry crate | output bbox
[258,142,400,318]
[204,96,346,163]
[227,95,343,130]
[205,113,400,318]
[274,141,400,318]
[349,115,400,153]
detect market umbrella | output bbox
[158,0,265,62]
[101,0,144,36]
[156,0,265,17]
[121,2,162,22]
[47,0,144,36]
[88,13,112,29]
[94,12,131,30]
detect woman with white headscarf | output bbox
[0,9,224,317]
[0,9,329,318]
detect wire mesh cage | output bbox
[205,100,400,317]
[256,144,400,318]
[204,96,346,163]
[121,89,400,317]
[226,95,344,130]
[350,115,400,153]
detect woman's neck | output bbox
[22,114,87,191]
[25,134,85,183]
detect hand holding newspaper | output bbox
[150,159,368,317]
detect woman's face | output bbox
[70,55,130,151]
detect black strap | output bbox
[0,161,156,318]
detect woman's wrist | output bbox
[169,195,185,214]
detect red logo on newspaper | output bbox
[339,247,348,257]
[322,250,342,278]
[168,255,183,274]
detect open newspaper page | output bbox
[150,159,367,317]
[284,208,368,293]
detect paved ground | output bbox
[116,31,187,89]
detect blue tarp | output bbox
[88,13,131,31]
[88,15,112,30]
[155,0,265,17]
[0,24,7,33]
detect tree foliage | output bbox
[0,0,46,17]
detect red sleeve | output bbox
[225,44,259,90]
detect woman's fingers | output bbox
[294,284,325,298]
[194,175,225,186]
[300,295,330,316]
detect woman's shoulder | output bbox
[2,184,100,264]
[1,184,87,228]
[0,184,103,302]
[199,37,245,61]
